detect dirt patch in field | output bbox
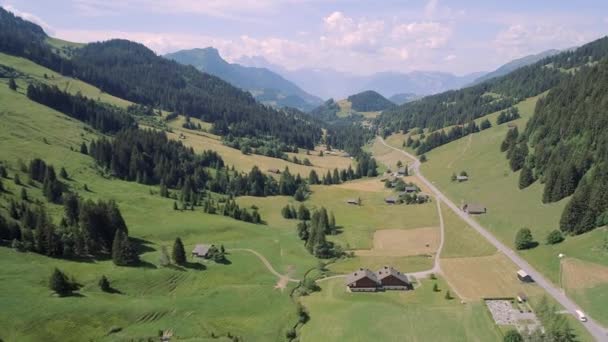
[441,253,544,301]
[274,265,295,292]
[355,227,440,257]
[335,178,389,193]
[562,258,608,290]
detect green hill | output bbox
[165,47,322,111]
[347,90,396,112]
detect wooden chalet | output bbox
[346,198,359,205]
[192,244,213,258]
[397,167,407,176]
[404,186,417,193]
[345,268,380,292]
[267,168,281,174]
[456,175,468,182]
[385,196,398,204]
[462,203,486,214]
[375,266,412,290]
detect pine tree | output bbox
[49,268,73,297]
[112,229,139,266]
[8,78,17,91]
[329,212,336,234]
[308,170,319,185]
[518,164,535,189]
[444,290,452,299]
[546,229,564,245]
[432,283,439,292]
[514,228,535,250]
[60,167,69,179]
[172,237,186,265]
[20,188,28,201]
[99,275,111,292]
[503,329,523,342]
[80,142,88,155]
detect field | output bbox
[299,277,503,341]
[354,227,440,257]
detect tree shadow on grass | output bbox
[184,261,206,270]
[132,237,156,254]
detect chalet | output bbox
[456,175,468,182]
[267,168,281,174]
[345,268,380,292]
[385,197,398,204]
[375,266,412,290]
[346,198,359,205]
[397,167,407,176]
[404,186,417,193]
[192,244,213,258]
[462,203,486,214]
[517,270,533,283]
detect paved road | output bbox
[378,137,608,341]
[229,248,300,282]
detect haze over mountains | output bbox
[236,54,484,100]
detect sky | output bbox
[4,0,608,75]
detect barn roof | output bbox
[192,244,211,255]
[345,268,379,285]
[375,266,410,284]
[465,204,486,213]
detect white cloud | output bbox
[444,54,456,61]
[2,4,55,34]
[494,24,590,59]
[391,21,451,48]
[321,11,385,52]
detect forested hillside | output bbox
[514,58,608,235]
[377,37,608,134]
[0,7,322,149]
[347,90,395,112]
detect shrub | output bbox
[515,228,535,250]
[546,229,564,245]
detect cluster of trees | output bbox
[514,228,536,250]
[199,198,262,224]
[504,58,608,234]
[1,189,139,265]
[325,123,376,156]
[49,268,80,297]
[89,128,222,188]
[408,121,482,155]
[26,83,137,134]
[295,207,342,258]
[223,135,296,159]
[181,116,203,130]
[0,7,72,74]
[496,107,521,125]
[519,296,579,341]
[309,99,341,122]
[281,204,310,221]
[28,158,65,203]
[500,127,531,185]
[347,90,396,112]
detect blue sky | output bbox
[4,0,607,75]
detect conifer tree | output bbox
[98,275,111,292]
[49,268,73,297]
[172,237,186,265]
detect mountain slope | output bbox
[0,6,323,149]
[347,90,395,112]
[378,36,608,134]
[165,48,322,111]
[471,49,560,85]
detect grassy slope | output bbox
[166,116,354,178]
[0,72,320,341]
[300,277,502,342]
[386,94,608,328]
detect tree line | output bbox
[26,83,137,134]
[294,207,343,258]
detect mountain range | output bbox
[236,55,484,100]
[165,48,323,111]
[470,49,561,85]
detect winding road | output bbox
[378,136,607,341]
